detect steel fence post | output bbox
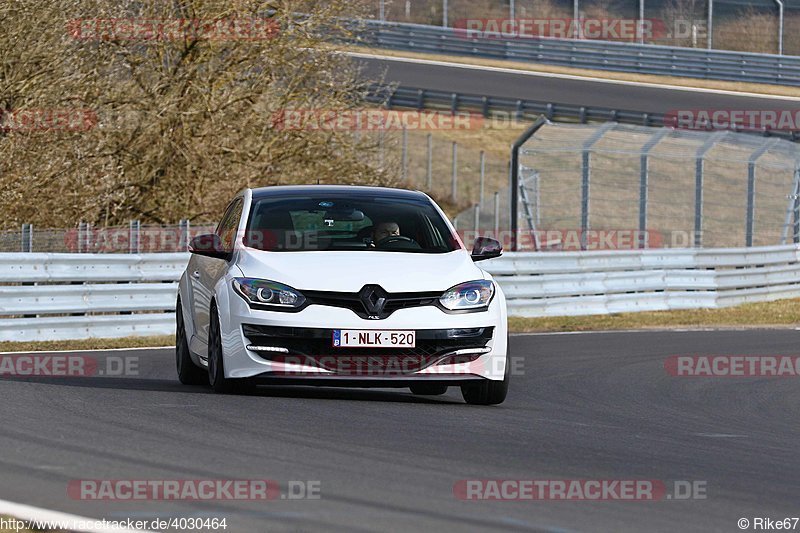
[707,0,713,49]
[794,166,800,243]
[129,220,141,254]
[695,132,727,247]
[533,171,541,227]
[640,129,669,248]
[580,122,615,250]
[378,129,385,167]
[639,0,645,44]
[78,221,87,253]
[401,126,408,182]
[426,133,433,189]
[775,0,784,55]
[451,141,458,203]
[479,150,486,205]
[494,192,500,236]
[179,219,190,252]
[21,223,32,253]
[510,118,548,251]
[746,164,756,247]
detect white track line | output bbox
[346,50,800,102]
[512,327,800,336]
[0,499,154,532]
[0,346,171,355]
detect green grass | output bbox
[510,298,800,332]
[0,335,173,353]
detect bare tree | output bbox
[0,0,397,228]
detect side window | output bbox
[216,198,244,253]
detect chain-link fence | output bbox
[354,126,510,209]
[456,121,800,250]
[10,121,797,253]
[0,222,216,254]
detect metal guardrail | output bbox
[366,84,665,125]
[365,85,800,141]
[350,19,800,87]
[3,247,800,341]
[0,253,186,282]
[0,253,187,342]
[486,244,800,316]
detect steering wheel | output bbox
[375,235,416,247]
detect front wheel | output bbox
[461,340,510,405]
[461,374,508,405]
[176,299,208,386]
[207,302,253,394]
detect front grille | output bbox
[242,324,493,375]
[302,288,441,320]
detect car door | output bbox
[191,198,243,344]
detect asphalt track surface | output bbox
[355,55,800,114]
[1,329,799,532]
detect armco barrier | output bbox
[1,246,799,341]
[348,20,800,87]
[0,253,187,342]
[364,85,800,141]
[487,245,800,316]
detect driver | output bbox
[371,222,400,246]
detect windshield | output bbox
[244,194,460,253]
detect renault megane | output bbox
[175,185,509,404]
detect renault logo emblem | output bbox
[358,285,388,317]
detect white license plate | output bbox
[333,330,415,348]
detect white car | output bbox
[176,185,509,405]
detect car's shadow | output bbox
[0,376,464,404]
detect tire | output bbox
[461,339,510,405]
[207,302,254,394]
[176,299,208,386]
[409,384,448,396]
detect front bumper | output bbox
[218,291,508,382]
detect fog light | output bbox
[246,345,289,353]
[446,328,483,338]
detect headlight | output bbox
[439,280,494,311]
[232,278,306,308]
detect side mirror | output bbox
[189,234,230,260]
[471,237,502,261]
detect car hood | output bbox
[235,248,484,292]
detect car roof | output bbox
[249,185,428,201]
